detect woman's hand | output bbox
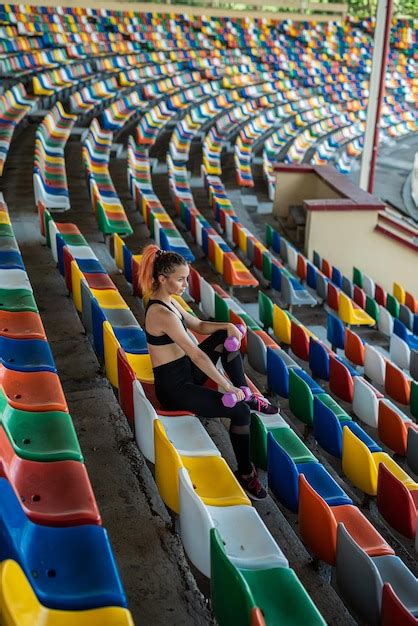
[226,323,243,344]
[221,383,246,402]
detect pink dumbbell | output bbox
[222,385,252,408]
[224,324,246,352]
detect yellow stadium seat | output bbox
[113,234,125,272]
[341,426,418,495]
[237,227,248,255]
[393,282,406,305]
[154,421,250,514]
[338,292,375,326]
[90,289,128,309]
[273,304,291,344]
[70,261,84,313]
[125,352,154,385]
[0,211,12,225]
[103,321,121,388]
[0,560,134,626]
[214,243,224,275]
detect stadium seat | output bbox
[353,285,366,310]
[0,426,99,526]
[0,560,134,626]
[366,296,380,323]
[326,282,339,311]
[352,267,363,289]
[306,262,317,289]
[298,475,393,565]
[210,528,326,626]
[289,368,325,425]
[409,350,418,381]
[407,428,418,475]
[258,291,273,330]
[390,332,411,370]
[0,310,45,340]
[378,399,418,456]
[0,478,126,610]
[387,293,400,318]
[342,275,354,299]
[313,396,380,458]
[344,328,365,365]
[381,584,418,626]
[250,411,291,470]
[363,274,376,299]
[290,321,310,360]
[338,292,375,326]
[327,313,345,350]
[154,420,249,514]
[364,344,387,385]
[378,305,394,337]
[272,304,291,344]
[399,303,414,330]
[411,381,418,420]
[375,284,387,307]
[329,354,356,403]
[385,361,411,405]
[376,464,418,539]
[341,427,417,496]
[316,273,328,302]
[309,337,330,380]
[352,376,383,428]
[0,367,67,413]
[266,348,299,398]
[179,468,286,577]
[336,524,418,626]
[267,433,351,512]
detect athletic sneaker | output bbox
[246,394,278,414]
[237,465,268,501]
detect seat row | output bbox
[33,102,76,211]
[127,140,194,262]
[82,118,133,237]
[0,197,132,623]
[32,62,95,100]
[0,83,36,177]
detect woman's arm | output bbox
[171,299,242,341]
[156,308,238,393]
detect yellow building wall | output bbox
[305,209,418,295]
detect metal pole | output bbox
[359,0,394,193]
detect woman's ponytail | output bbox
[137,245,188,296]
[137,244,159,296]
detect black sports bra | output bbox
[145,299,187,346]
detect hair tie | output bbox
[156,249,165,258]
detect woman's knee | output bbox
[229,401,251,427]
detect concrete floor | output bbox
[1,114,417,626]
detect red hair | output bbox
[137,245,187,296]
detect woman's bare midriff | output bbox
[147,342,186,367]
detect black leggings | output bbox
[154,330,253,474]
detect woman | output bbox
[138,245,278,500]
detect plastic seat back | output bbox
[342,427,378,495]
[0,560,134,626]
[327,313,345,350]
[344,328,364,366]
[309,337,330,380]
[381,584,418,626]
[376,464,417,539]
[385,361,411,405]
